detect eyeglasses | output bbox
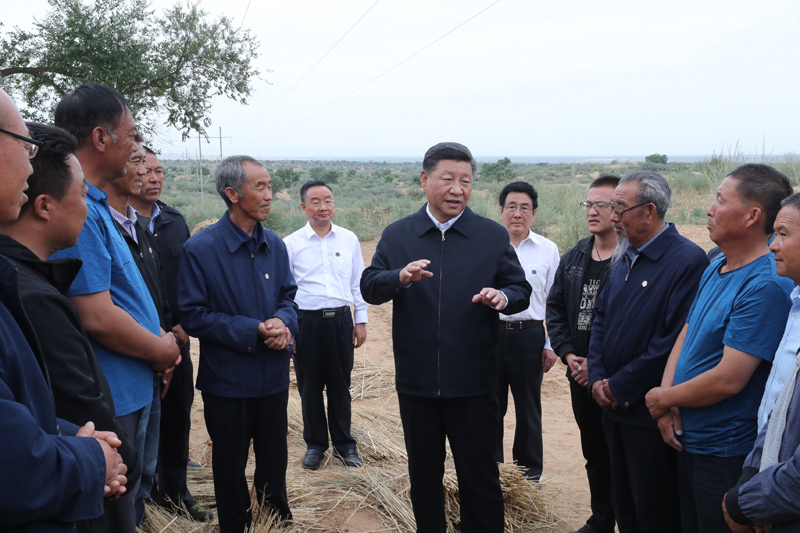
[503,204,533,215]
[608,200,649,217]
[0,126,42,159]
[580,201,611,212]
[308,199,334,207]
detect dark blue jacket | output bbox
[587,223,709,428]
[178,212,298,398]
[152,201,191,327]
[0,255,105,532]
[360,205,531,398]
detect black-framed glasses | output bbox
[580,201,611,212]
[0,126,42,159]
[502,203,534,215]
[608,200,649,217]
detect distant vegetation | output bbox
[160,149,800,253]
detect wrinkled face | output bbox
[500,191,536,241]
[585,186,615,235]
[137,152,164,203]
[52,155,89,250]
[770,205,800,283]
[610,180,650,248]
[421,159,473,223]
[706,177,751,246]
[301,184,335,227]
[230,162,272,224]
[109,141,145,197]
[0,91,33,222]
[104,108,138,180]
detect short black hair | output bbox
[591,174,620,189]
[20,122,79,216]
[498,181,538,209]
[300,180,332,203]
[54,83,131,148]
[728,164,793,235]
[780,192,800,212]
[142,145,156,156]
[422,142,476,176]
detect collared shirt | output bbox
[501,229,559,350]
[132,201,162,234]
[110,203,139,245]
[625,221,670,266]
[283,222,368,324]
[758,285,800,430]
[425,203,464,233]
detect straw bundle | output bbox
[288,356,396,400]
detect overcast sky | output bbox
[3,0,799,159]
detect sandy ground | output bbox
[185,225,715,532]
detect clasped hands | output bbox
[399,259,507,310]
[258,317,292,350]
[75,421,127,499]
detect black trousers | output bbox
[677,450,746,533]
[295,310,356,453]
[154,341,195,507]
[202,391,291,533]
[603,414,682,533]
[398,393,504,533]
[569,377,615,531]
[495,322,545,478]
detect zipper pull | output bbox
[441,231,445,242]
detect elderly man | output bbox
[546,174,620,533]
[361,142,531,532]
[0,121,141,532]
[50,84,181,530]
[587,171,709,533]
[0,88,125,531]
[494,181,559,481]
[722,193,800,532]
[178,156,297,532]
[644,164,793,533]
[128,147,209,521]
[284,179,368,470]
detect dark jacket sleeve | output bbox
[496,241,532,315]
[546,251,576,361]
[360,228,406,305]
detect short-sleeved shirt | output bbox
[50,182,158,416]
[674,254,793,456]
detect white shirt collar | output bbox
[425,203,464,233]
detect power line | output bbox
[266,0,502,139]
[236,0,381,137]
[239,0,252,30]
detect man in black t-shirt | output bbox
[546,175,620,533]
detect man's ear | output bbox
[90,127,107,153]
[33,194,53,221]
[745,206,763,230]
[420,170,429,191]
[225,187,240,206]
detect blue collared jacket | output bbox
[178,212,298,398]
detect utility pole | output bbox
[188,129,231,203]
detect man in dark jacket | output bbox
[360,142,532,533]
[0,121,140,532]
[546,175,619,533]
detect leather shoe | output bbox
[335,449,363,467]
[302,449,324,470]
[570,524,614,533]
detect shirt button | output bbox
[247,347,252,353]
[624,402,629,408]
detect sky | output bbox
[3,0,800,160]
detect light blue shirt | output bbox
[758,285,800,430]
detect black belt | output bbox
[501,319,542,330]
[300,306,348,318]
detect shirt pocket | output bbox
[330,249,353,279]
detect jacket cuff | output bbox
[556,343,576,363]
[724,487,753,526]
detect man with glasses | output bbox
[494,181,559,481]
[644,164,793,532]
[50,84,181,531]
[586,171,708,533]
[284,180,369,470]
[546,175,619,533]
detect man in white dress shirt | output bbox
[495,181,560,480]
[284,180,368,470]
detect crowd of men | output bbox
[2,81,800,533]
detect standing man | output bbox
[128,146,210,521]
[178,156,297,532]
[546,175,620,533]
[645,164,793,532]
[722,193,800,532]
[495,181,559,480]
[284,180,368,470]
[50,83,181,530]
[587,171,708,533]
[361,142,531,532]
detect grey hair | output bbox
[609,233,629,271]
[619,170,671,219]
[215,155,262,208]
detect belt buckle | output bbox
[505,321,515,330]
[323,309,336,318]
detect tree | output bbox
[309,167,342,184]
[480,157,515,182]
[274,167,301,188]
[645,153,669,164]
[0,0,260,139]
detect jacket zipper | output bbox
[437,231,445,396]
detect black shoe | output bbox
[570,524,614,533]
[302,449,324,470]
[335,449,363,468]
[185,502,213,522]
[187,459,202,468]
